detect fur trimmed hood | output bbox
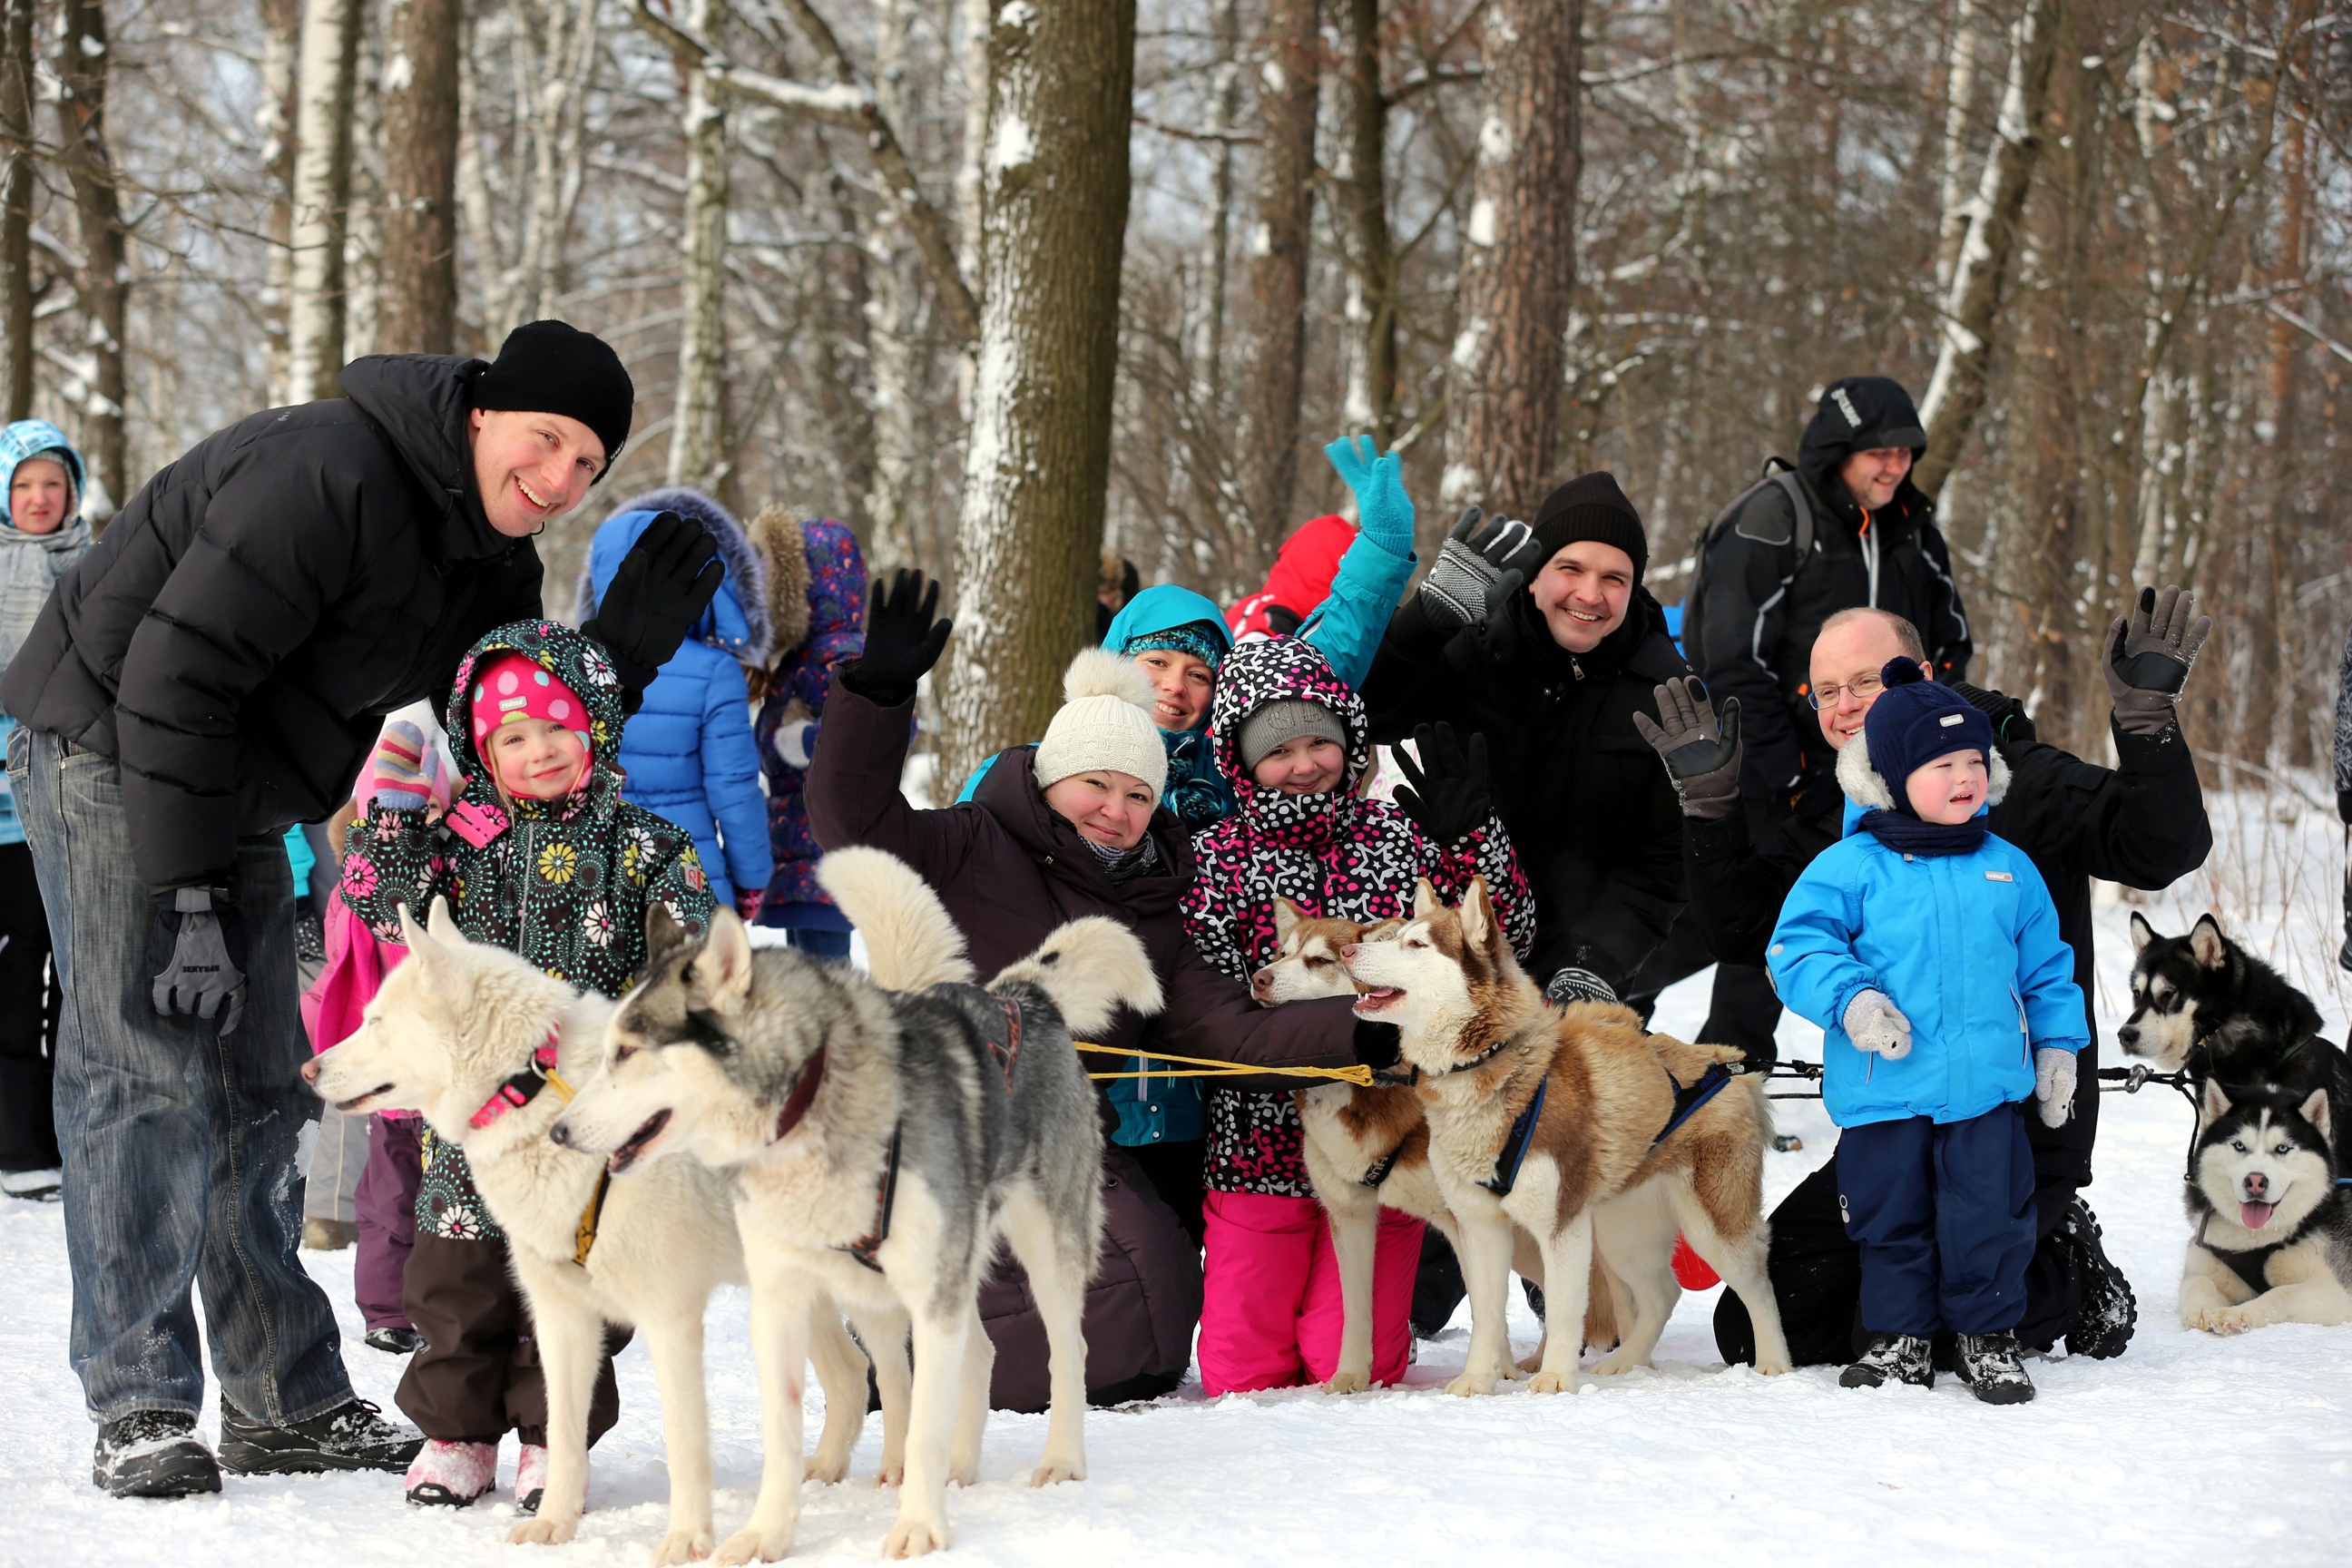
[750,505,813,654]
[574,486,772,665]
[1835,729,2010,816]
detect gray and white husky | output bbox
[553,847,1162,1562]
[2180,1079,2352,1334]
[302,899,873,1565]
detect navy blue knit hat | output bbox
[1863,658,1993,816]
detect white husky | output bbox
[304,899,872,1564]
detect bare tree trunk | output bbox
[1915,0,2058,496]
[865,0,930,571]
[283,0,365,403]
[666,0,730,492]
[1336,0,1396,439]
[54,0,126,514]
[1188,0,1240,416]
[378,0,461,353]
[1,0,35,421]
[1439,0,1581,526]
[260,0,301,393]
[1238,0,1317,553]
[1933,0,1981,296]
[939,0,1136,785]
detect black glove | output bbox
[580,510,723,701]
[839,570,953,705]
[1468,569,1527,665]
[1544,965,1618,1009]
[1631,678,1742,822]
[1393,723,1492,847]
[149,887,249,1034]
[2102,584,2211,737]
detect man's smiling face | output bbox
[468,407,605,538]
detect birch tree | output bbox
[1914,0,2059,495]
[665,0,730,492]
[1335,0,1396,440]
[1440,0,1581,526]
[939,0,1136,784]
[281,0,364,402]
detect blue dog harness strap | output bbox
[1480,1075,1549,1196]
[1652,1062,1734,1151]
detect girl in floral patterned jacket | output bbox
[338,617,714,1509]
[1181,636,1533,1395]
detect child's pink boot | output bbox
[514,1443,550,1516]
[404,1438,497,1507]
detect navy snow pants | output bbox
[1835,1103,2037,1338]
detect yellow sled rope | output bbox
[1073,1041,1376,1087]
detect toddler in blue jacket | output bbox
[1769,659,2088,1405]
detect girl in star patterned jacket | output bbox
[338,617,715,1508]
[1181,636,1534,1394]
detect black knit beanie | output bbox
[1528,470,1649,583]
[471,320,635,475]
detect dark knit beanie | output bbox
[1863,658,1994,817]
[1528,470,1649,583]
[472,320,635,475]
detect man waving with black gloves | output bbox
[1640,586,2213,1369]
[2,320,722,1499]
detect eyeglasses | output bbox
[1806,675,1884,710]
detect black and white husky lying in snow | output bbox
[2180,1080,2352,1335]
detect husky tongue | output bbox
[2241,1200,2276,1230]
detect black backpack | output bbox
[1677,457,1815,675]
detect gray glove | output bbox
[2034,1046,2077,1127]
[1417,506,1544,632]
[2102,584,2210,737]
[1632,678,1743,821]
[1843,990,1912,1059]
[1545,966,1619,1009]
[150,887,248,1034]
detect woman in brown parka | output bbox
[807,571,1383,1407]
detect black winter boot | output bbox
[1955,1332,2036,1404]
[1839,1333,1933,1389]
[2059,1198,2138,1360]
[218,1396,423,1475]
[364,1326,425,1356]
[93,1411,222,1498]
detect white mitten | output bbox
[2034,1046,2077,1128]
[1842,990,1913,1060]
[773,719,818,769]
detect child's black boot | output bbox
[1838,1333,1933,1389]
[1955,1331,2036,1404]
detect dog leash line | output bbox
[1071,1042,1377,1087]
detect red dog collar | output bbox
[471,1031,570,1128]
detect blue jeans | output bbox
[13,727,351,1425]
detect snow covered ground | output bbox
[3,786,2350,1566]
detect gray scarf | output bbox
[1082,831,1160,884]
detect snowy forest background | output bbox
[1,0,2347,781]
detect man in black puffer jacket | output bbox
[1363,471,1689,1002]
[1,322,721,1500]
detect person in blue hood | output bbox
[1768,658,2088,1406]
[0,420,90,1203]
[579,489,774,914]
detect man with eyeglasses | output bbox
[1636,589,2212,1367]
[1680,377,1972,1073]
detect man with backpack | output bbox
[1678,376,1972,1070]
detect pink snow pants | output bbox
[1198,1190,1424,1396]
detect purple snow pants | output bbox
[355,1115,422,1332]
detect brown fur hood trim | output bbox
[750,504,812,656]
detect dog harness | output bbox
[1480,1076,1549,1197]
[463,1028,610,1267]
[771,1047,828,1142]
[844,1127,903,1273]
[1651,1062,1735,1151]
[1358,1144,1406,1189]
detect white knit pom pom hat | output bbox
[1033,647,1168,803]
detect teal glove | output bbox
[1323,434,1415,557]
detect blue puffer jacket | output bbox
[1768,740,2088,1129]
[578,489,773,906]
